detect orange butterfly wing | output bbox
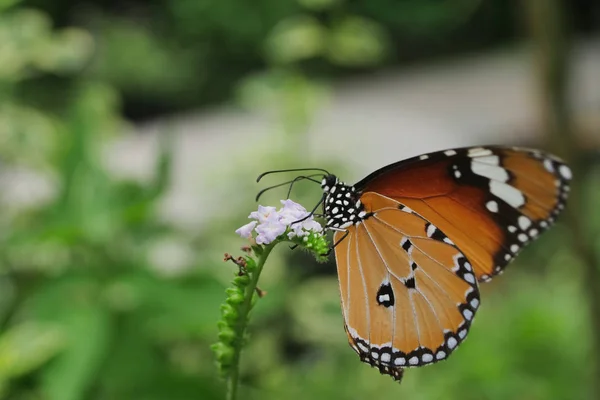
[334,192,480,381]
[355,146,571,281]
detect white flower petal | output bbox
[235,221,257,238]
[280,199,307,214]
[279,199,309,224]
[249,205,278,223]
[255,220,287,245]
[301,219,323,233]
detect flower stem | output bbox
[226,241,276,400]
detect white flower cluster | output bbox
[235,199,323,245]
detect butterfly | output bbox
[260,145,571,382]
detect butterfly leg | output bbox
[322,228,349,256]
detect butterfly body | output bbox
[317,145,571,382]
[321,176,367,230]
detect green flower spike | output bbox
[213,199,330,400]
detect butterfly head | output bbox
[321,175,368,229]
[320,174,339,193]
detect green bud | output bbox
[245,257,257,272]
[212,342,235,366]
[217,320,228,330]
[220,303,238,322]
[226,292,245,305]
[233,275,250,287]
[218,327,237,344]
[226,287,242,297]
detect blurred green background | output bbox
[0,0,599,399]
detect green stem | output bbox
[226,241,277,400]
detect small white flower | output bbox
[235,221,257,239]
[279,199,309,224]
[236,199,324,245]
[255,218,287,245]
[249,206,278,223]
[288,219,323,239]
[301,219,323,233]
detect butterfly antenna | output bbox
[285,174,323,199]
[256,168,330,183]
[255,175,322,202]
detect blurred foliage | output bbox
[24,0,559,119]
[0,0,597,399]
[0,2,226,399]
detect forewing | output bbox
[355,146,571,281]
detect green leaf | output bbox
[40,305,112,400]
[0,322,65,381]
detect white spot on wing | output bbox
[490,181,525,208]
[380,353,391,363]
[378,294,390,302]
[518,216,532,230]
[444,150,457,156]
[473,154,499,165]
[426,224,436,237]
[464,273,475,284]
[419,154,429,160]
[422,354,433,363]
[467,147,493,157]
[463,309,473,320]
[447,337,458,349]
[486,200,498,213]
[471,161,510,182]
[529,229,539,237]
[559,165,572,180]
